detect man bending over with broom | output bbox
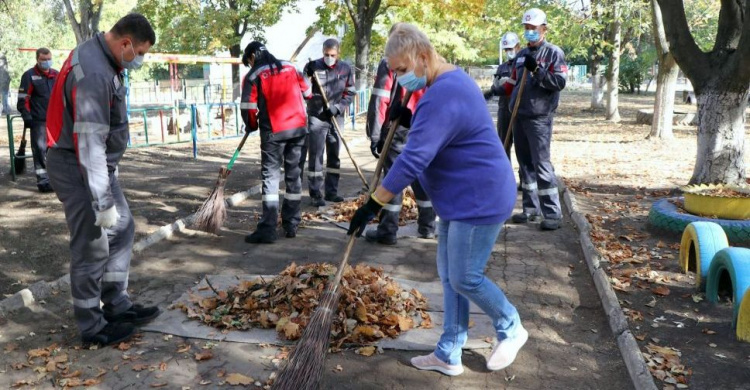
[46,13,160,346]
[241,41,313,244]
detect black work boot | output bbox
[540,219,562,231]
[324,194,344,203]
[245,230,277,244]
[310,197,326,207]
[38,183,54,193]
[365,229,397,245]
[105,304,162,325]
[511,212,542,224]
[82,322,136,346]
[284,227,297,238]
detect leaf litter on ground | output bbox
[173,263,431,350]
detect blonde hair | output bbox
[385,23,440,65]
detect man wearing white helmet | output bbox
[484,32,521,157]
[506,8,567,231]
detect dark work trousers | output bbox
[513,115,562,220]
[302,115,342,199]
[257,134,305,235]
[30,121,50,187]
[376,125,436,239]
[47,150,134,339]
[497,97,512,156]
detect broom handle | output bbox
[504,68,528,152]
[226,130,251,171]
[329,90,414,293]
[309,66,369,190]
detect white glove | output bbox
[95,206,120,229]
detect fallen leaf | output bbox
[691,294,704,303]
[356,346,376,357]
[334,364,343,372]
[177,344,191,354]
[150,383,168,388]
[652,286,670,296]
[159,362,167,371]
[702,328,717,335]
[116,342,132,351]
[645,297,657,308]
[635,334,646,341]
[225,373,254,386]
[195,351,213,361]
[132,364,149,372]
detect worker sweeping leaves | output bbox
[241,41,312,244]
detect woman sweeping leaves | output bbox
[347,23,528,375]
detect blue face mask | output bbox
[38,60,53,70]
[524,30,541,43]
[121,42,144,70]
[397,66,427,92]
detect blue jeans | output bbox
[434,219,521,365]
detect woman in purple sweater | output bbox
[348,23,528,375]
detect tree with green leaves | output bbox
[137,0,296,97]
[657,0,748,185]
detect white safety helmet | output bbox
[501,32,520,49]
[522,8,547,26]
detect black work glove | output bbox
[347,196,383,237]
[23,120,31,130]
[321,106,338,120]
[370,141,380,159]
[523,53,538,73]
[483,90,494,100]
[389,99,413,129]
[304,60,315,77]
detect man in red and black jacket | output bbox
[301,38,355,206]
[241,41,312,244]
[364,57,435,245]
[17,47,58,192]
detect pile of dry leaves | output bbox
[303,189,419,226]
[174,263,432,349]
[8,343,107,388]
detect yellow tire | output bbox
[679,222,729,288]
[738,288,750,343]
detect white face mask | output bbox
[505,50,516,60]
[324,56,337,67]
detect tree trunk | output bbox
[690,88,748,185]
[605,13,622,122]
[590,59,605,109]
[229,43,242,100]
[62,0,103,44]
[354,27,370,90]
[648,53,678,139]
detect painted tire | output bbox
[679,222,729,288]
[705,247,750,326]
[648,198,750,244]
[737,288,750,343]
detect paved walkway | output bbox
[0,125,632,389]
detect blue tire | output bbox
[648,198,750,244]
[705,247,750,326]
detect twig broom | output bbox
[272,90,413,390]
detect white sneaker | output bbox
[486,326,529,371]
[410,352,465,376]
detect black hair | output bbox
[323,38,339,51]
[36,47,51,59]
[242,41,283,74]
[110,13,156,46]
